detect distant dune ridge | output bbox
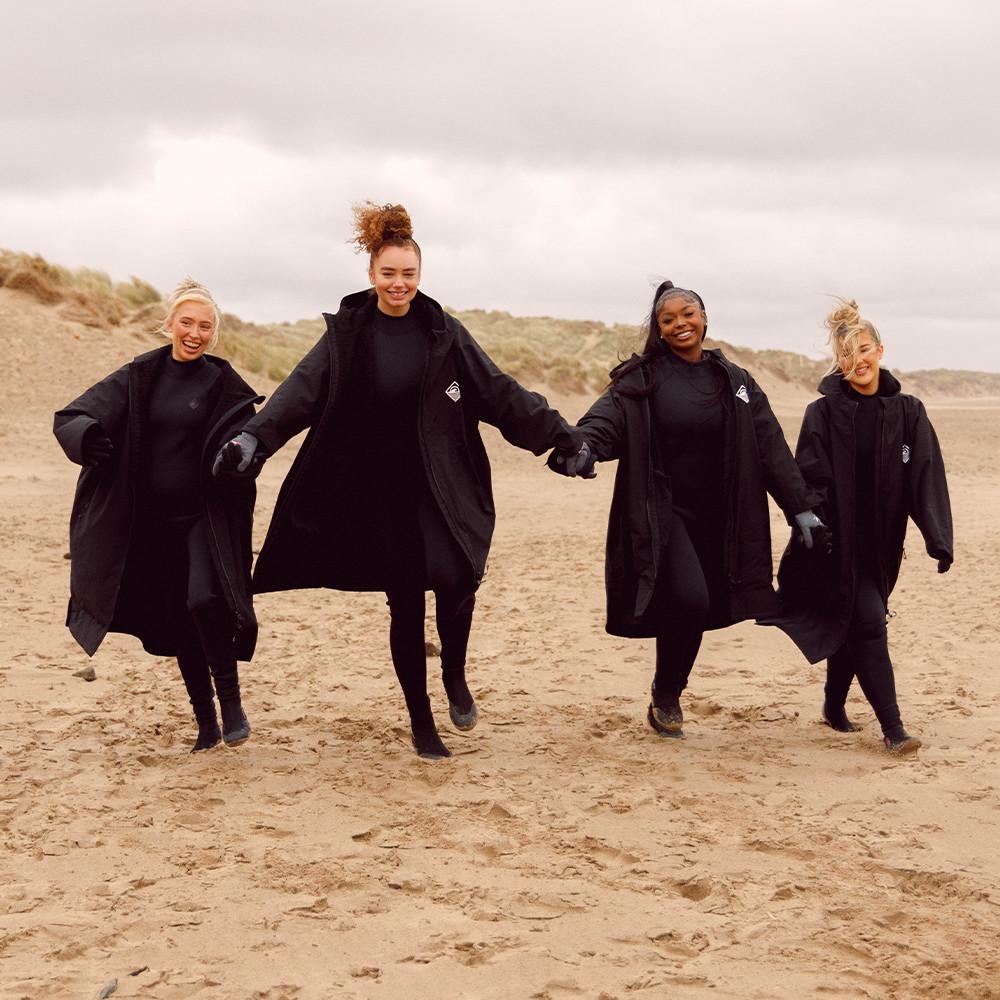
[3,248,998,398]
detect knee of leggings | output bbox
[437,588,476,618]
[187,594,219,616]
[668,586,709,625]
[385,590,424,617]
[853,616,887,643]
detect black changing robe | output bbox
[764,369,953,663]
[244,289,581,594]
[53,346,263,659]
[574,348,818,638]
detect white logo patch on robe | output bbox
[902,444,911,464]
[445,381,461,403]
[736,385,750,404]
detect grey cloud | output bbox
[4,1,998,195]
[2,1,997,371]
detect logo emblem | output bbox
[736,385,750,404]
[902,444,910,464]
[445,381,461,403]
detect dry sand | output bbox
[1,289,998,999]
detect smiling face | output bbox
[839,331,884,395]
[368,244,420,316]
[656,293,707,362]
[167,300,216,362]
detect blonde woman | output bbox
[769,299,953,753]
[54,280,263,752]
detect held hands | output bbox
[554,440,597,479]
[212,431,260,477]
[794,510,831,553]
[81,424,114,468]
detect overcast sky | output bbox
[3,1,998,371]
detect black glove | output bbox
[212,431,259,477]
[794,510,830,552]
[553,440,597,479]
[937,558,951,574]
[81,424,114,468]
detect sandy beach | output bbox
[1,289,998,999]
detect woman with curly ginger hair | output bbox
[216,202,588,759]
[767,298,953,753]
[54,280,263,753]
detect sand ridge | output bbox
[1,289,998,999]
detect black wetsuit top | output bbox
[370,308,425,480]
[847,384,881,574]
[143,355,220,515]
[365,308,467,590]
[650,347,726,520]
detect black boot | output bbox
[823,644,860,732]
[191,601,250,747]
[177,648,221,753]
[409,695,451,761]
[443,672,478,731]
[883,727,923,754]
[437,589,478,731]
[214,669,250,747]
[851,638,922,752]
[822,700,860,733]
[648,681,684,738]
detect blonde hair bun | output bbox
[825,298,863,338]
[823,296,881,379]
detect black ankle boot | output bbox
[442,671,477,731]
[192,718,222,753]
[191,601,251,747]
[649,682,683,736]
[218,695,250,746]
[822,700,860,733]
[408,696,451,760]
[177,649,221,752]
[883,724,922,754]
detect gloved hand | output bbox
[937,558,951,574]
[555,440,597,479]
[212,431,259,477]
[81,424,114,468]
[794,510,830,551]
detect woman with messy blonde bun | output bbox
[215,201,588,760]
[767,297,953,754]
[54,279,263,753]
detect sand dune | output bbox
[1,287,998,999]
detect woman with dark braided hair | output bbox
[766,299,952,753]
[215,202,587,759]
[550,280,824,739]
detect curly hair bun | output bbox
[825,297,862,337]
[351,201,414,255]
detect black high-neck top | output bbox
[143,355,220,514]
[845,382,881,570]
[649,345,725,519]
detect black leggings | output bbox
[652,513,719,696]
[825,574,902,735]
[172,519,240,724]
[385,587,476,721]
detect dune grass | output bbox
[4,249,998,397]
